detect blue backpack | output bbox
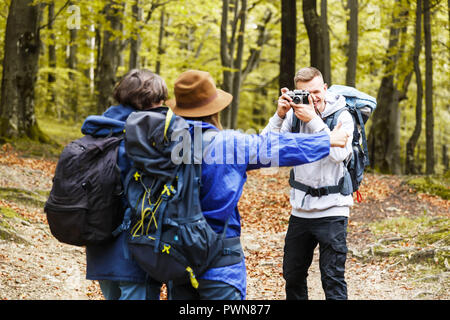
[291,85,377,201]
[122,108,243,288]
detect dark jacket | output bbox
[81,105,147,283]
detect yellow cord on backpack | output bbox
[164,109,174,142]
[130,190,148,237]
[132,184,173,238]
[162,244,171,254]
[130,182,176,239]
[186,267,199,289]
[162,184,172,196]
[131,189,157,237]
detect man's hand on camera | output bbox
[292,94,317,123]
[329,122,350,148]
[276,88,292,119]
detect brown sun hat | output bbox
[166,70,233,117]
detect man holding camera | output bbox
[262,67,354,300]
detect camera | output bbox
[286,90,310,104]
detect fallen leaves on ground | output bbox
[0,147,449,300]
[0,143,56,177]
[240,167,449,299]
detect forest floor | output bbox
[0,145,448,300]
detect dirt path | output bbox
[0,156,103,300]
[0,153,448,300]
[241,168,449,300]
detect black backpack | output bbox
[124,108,242,288]
[44,134,124,246]
[291,85,376,202]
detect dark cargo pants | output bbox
[283,215,348,300]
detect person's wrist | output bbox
[305,115,325,131]
[276,110,286,119]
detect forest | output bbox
[0,0,448,175]
[0,0,449,301]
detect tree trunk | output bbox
[96,1,124,114]
[230,0,247,130]
[94,24,102,100]
[220,0,247,129]
[320,0,331,85]
[46,2,57,116]
[303,0,323,70]
[68,25,78,121]
[220,0,233,128]
[219,0,269,129]
[129,0,141,70]
[406,0,423,175]
[279,0,297,90]
[371,76,402,174]
[443,143,449,173]
[345,0,358,87]
[155,9,166,75]
[242,8,272,83]
[0,0,46,141]
[302,0,331,84]
[423,0,434,174]
[368,0,408,174]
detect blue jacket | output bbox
[186,121,331,299]
[81,105,147,283]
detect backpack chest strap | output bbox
[289,169,341,197]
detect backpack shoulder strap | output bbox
[353,106,370,166]
[288,107,354,201]
[326,103,370,167]
[291,113,300,133]
[323,107,347,131]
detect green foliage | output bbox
[7,135,58,159]
[369,215,450,271]
[0,205,22,221]
[0,0,9,79]
[38,116,83,146]
[406,175,450,200]
[0,187,47,208]
[0,0,447,173]
[0,206,29,243]
[370,215,448,239]
[0,205,23,237]
[4,115,82,159]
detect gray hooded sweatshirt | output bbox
[262,91,354,218]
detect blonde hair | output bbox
[294,67,324,84]
[184,112,223,130]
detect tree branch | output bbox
[145,0,174,24]
[39,0,72,30]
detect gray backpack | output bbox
[123,108,242,288]
[291,85,377,202]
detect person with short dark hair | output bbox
[82,69,168,300]
[113,69,168,111]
